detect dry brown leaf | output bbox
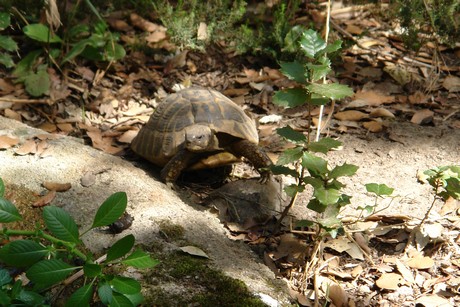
[406,256,434,269]
[328,283,349,307]
[0,78,16,94]
[352,90,394,106]
[43,181,71,192]
[396,259,415,284]
[335,110,368,121]
[81,171,96,187]
[118,130,138,144]
[180,246,209,258]
[197,22,208,40]
[4,109,21,121]
[362,121,383,132]
[351,265,364,278]
[414,294,452,307]
[130,13,161,32]
[145,31,167,43]
[107,18,133,32]
[411,109,434,125]
[376,273,406,290]
[271,234,308,262]
[345,24,363,35]
[408,91,429,104]
[440,197,460,216]
[354,232,371,254]
[15,139,37,155]
[38,122,57,133]
[384,65,412,85]
[369,108,395,118]
[0,135,19,149]
[32,190,56,207]
[57,123,73,133]
[442,75,460,92]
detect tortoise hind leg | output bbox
[229,140,273,183]
[161,149,195,183]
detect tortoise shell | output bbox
[131,87,259,168]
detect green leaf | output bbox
[284,184,304,197]
[0,269,11,286]
[65,284,92,307]
[308,138,342,154]
[270,165,298,177]
[23,24,62,43]
[0,12,10,30]
[310,94,330,106]
[0,35,18,51]
[329,163,359,179]
[283,25,307,53]
[306,83,354,100]
[307,63,331,83]
[0,178,4,197]
[24,69,50,97]
[68,24,90,39]
[0,291,10,306]
[123,292,145,306]
[98,282,113,305]
[111,276,140,295]
[0,198,22,222]
[92,192,127,228]
[105,43,126,61]
[106,234,135,262]
[62,38,94,63]
[11,50,42,79]
[299,29,326,58]
[27,259,76,290]
[314,187,341,206]
[323,39,343,54]
[307,198,326,213]
[83,263,102,278]
[277,126,307,144]
[279,61,306,84]
[276,146,304,165]
[0,53,14,68]
[295,219,315,228]
[301,152,328,176]
[317,202,342,229]
[303,177,324,189]
[111,292,135,307]
[122,249,159,269]
[0,240,48,267]
[446,177,460,199]
[17,289,46,305]
[273,88,309,108]
[43,206,80,243]
[365,183,394,196]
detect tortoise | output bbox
[131,87,272,183]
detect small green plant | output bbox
[0,12,17,68]
[0,178,158,306]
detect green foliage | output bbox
[424,165,460,200]
[0,12,17,68]
[393,0,459,49]
[0,183,158,306]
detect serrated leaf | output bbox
[284,184,304,197]
[106,234,135,262]
[303,177,323,189]
[24,69,50,97]
[300,29,326,58]
[283,25,307,53]
[323,39,343,54]
[65,284,92,307]
[0,198,22,222]
[307,198,326,213]
[277,126,307,144]
[27,259,76,289]
[0,53,14,68]
[308,137,342,154]
[306,58,331,82]
[273,88,309,108]
[0,12,10,30]
[111,276,141,295]
[314,187,341,206]
[446,177,460,199]
[0,269,11,286]
[83,263,102,278]
[0,240,48,267]
[0,35,18,51]
[92,192,127,228]
[306,83,354,100]
[276,146,304,165]
[98,283,113,305]
[329,163,359,179]
[43,206,80,243]
[365,183,394,196]
[270,165,298,177]
[302,152,328,176]
[23,24,62,43]
[279,61,306,83]
[122,249,159,269]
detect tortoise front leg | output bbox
[229,140,273,183]
[160,149,195,183]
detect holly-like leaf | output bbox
[270,165,298,177]
[277,126,307,144]
[299,29,326,58]
[92,192,127,228]
[306,83,354,100]
[276,146,304,165]
[43,206,80,243]
[273,88,309,108]
[329,163,359,179]
[284,184,305,197]
[279,61,307,84]
[314,187,341,206]
[308,138,342,154]
[365,183,394,196]
[323,39,343,54]
[283,25,307,53]
[302,152,328,176]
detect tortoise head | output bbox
[184,124,219,152]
